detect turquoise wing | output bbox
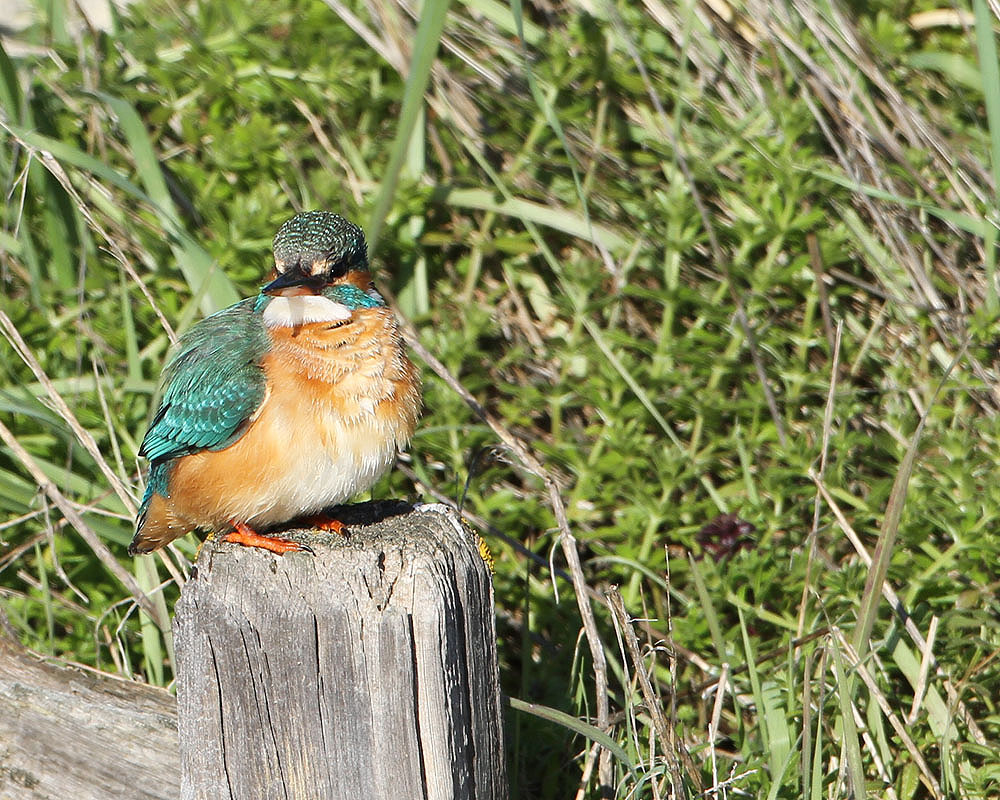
[139,297,270,463]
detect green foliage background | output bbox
[1,0,999,797]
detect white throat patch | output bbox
[262,295,353,328]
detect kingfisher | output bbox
[128,211,421,556]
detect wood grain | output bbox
[0,632,179,800]
[174,502,506,800]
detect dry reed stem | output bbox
[833,629,943,796]
[0,310,137,517]
[607,587,699,796]
[395,315,613,786]
[810,473,987,745]
[2,125,177,344]
[706,663,729,800]
[798,321,842,641]
[907,614,938,725]
[0,418,167,631]
[291,99,365,206]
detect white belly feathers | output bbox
[241,417,398,527]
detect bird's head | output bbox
[262,211,369,295]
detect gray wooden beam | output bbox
[0,630,180,799]
[174,502,506,800]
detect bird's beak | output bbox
[261,266,315,295]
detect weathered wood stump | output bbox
[0,631,180,799]
[174,501,506,800]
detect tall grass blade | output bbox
[690,555,726,659]
[851,350,962,660]
[508,695,635,772]
[134,555,174,682]
[0,41,21,118]
[972,0,1000,311]
[739,608,793,787]
[7,123,239,313]
[98,93,240,314]
[830,637,867,799]
[438,187,625,251]
[973,0,1000,207]
[509,0,599,254]
[367,0,452,254]
[812,170,987,236]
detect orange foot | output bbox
[299,515,349,537]
[222,521,313,555]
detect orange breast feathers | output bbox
[155,305,421,536]
[264,304,421,431]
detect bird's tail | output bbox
[128,462,172,556]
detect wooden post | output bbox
[174,501,506,800]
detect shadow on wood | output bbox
[0,629,179,799]
[175,502,506,800]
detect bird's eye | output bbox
[324,257,348,278]
[328,250,361,276]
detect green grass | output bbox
[2,0,1000,797]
